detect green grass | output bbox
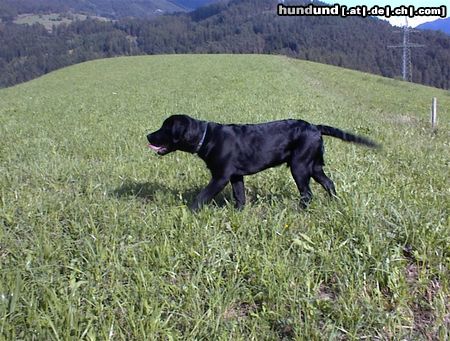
[0,54,449,339]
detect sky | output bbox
[330,0,449,27]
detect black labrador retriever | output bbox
[147,114,378,210]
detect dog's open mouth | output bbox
[148,143,168,154]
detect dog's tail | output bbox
[317,125,380,149]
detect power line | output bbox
[388,17,425,82]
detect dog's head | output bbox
[147,114,206,155]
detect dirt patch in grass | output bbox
[403,248,446,339]
[223,302,258,321]
[386,114,420,126]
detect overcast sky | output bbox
[331,0,448,27]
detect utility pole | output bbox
[388,17,425,82]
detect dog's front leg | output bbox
[189,177,229,211]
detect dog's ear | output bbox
[171,117,189,144]
[183,120,203,146]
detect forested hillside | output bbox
[1,0,449,89]
[0,0,222,20]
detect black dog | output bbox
[147,114,378,210]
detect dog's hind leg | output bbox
[289,131,327,208]
[312,164,336,197]
[290,162,313,208]
[231,175,245,209]
[289,150,314,208]
[311,140,336,197]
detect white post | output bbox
[431,97,437,132]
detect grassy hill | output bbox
[0,54,449,339]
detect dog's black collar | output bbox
[194,123,208,154]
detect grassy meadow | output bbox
[0,54,449,339]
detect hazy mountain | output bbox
[173,0,226,10]
[417,17,450,35]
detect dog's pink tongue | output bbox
[148,144,161,152]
